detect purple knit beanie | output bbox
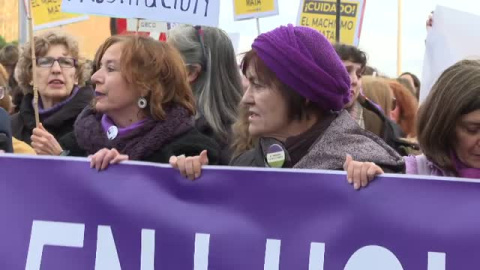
[252,24,351,111]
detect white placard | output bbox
[228,33,240,54]
[420,5,480,103]
[126,19,169,32]
[62,0,220,27]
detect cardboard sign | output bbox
[233,0,279,21]
[297,0,366,46]
[126,19,169,32]
[30,0,88,31]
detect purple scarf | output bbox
[74,105,194,160]
[101,114,149,139]
[37,87,80,118]
[452,152,480,179]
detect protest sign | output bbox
[62,0,220,27]
[297,0,366,46]
[125,20,187,40]
[126,19,169,33]
[30,0,88,31]
[420,6,480,103]
[233,0,279,21]
[2,155,480,269]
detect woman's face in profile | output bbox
[454,109,480,169]
[241,64,290,140]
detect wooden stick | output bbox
[335,0,341,43]
[27,0,40,127]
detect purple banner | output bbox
[1,155,480,269]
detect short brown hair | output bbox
[333,43,367,70]
[94,35,195,120]
[0,44,19,75]
[417,59,480,173]
[241,49,322,121]
[0,45,19,65]
[15,31,88,94]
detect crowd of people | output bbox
[0,23,478,185]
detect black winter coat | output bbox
[60,128,220,165]
[10,87,93,144]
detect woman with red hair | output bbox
[388,81,419,138]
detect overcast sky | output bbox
[217,0,480,79]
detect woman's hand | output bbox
[343,154,384,190]
[89,148,129,171]
[31,123,63,155]
[169,150,209,180]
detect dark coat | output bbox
[59,105,220,165]
[195,116,232,165]
[10,87,93,144]
[360,97,419,156]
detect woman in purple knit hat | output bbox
[170,25,404,185]
[171,25,404,186]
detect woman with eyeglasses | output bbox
[168,25,244,165]
[11,31,93,155]
[29,35,219,170]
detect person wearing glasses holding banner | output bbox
[30,35,218,170]
[11,31,93,155]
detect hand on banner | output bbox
[343,154,384,190]
[169,150,209,181]
[89,148,129,171]
[31,123,63,155]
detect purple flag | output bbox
[1,155,480,269]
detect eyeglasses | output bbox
[0,86,8,100]
[36,57,77,68]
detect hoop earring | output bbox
[137,97,147,109]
